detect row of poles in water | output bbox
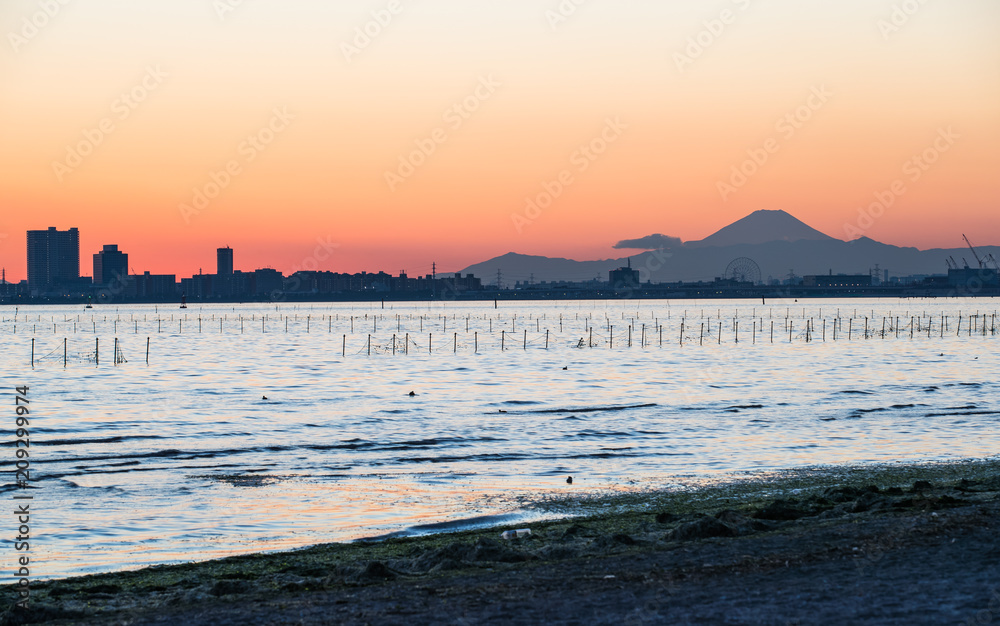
[4,308,999,335]
[24,312,998,366]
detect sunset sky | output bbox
[1,0,998,281]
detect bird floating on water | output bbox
[408,391,416,396]
[261,395,268,400]
[566,476,573,484]
[498,409,507,413]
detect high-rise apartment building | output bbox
[93,244,129,287]
[217,247,234,276]
[27,227,80,290]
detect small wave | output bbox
[726,404,764,410]
[60,479,125,490]
[304,436,507,453]
[924,410,999,418]
[569,430,634,439]
[396,453,530,464]
[565,451,643,459]
[499,400,543,405]
[44,446,265,465]
[838,390,873,395]
[37,435,167,447]
[527,403,656,414]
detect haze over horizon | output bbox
[1,1,998,281]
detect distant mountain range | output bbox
[460,210,999,284]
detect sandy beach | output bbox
[4,458,999,625]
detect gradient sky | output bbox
[1,0,998,281]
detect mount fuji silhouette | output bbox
[460,210,998,284]
[683,209,836,248]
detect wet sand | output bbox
[4,459,1000,625]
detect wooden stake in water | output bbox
[146,337,150,364]
[31,338,34,368]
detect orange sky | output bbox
[1,0,998,281]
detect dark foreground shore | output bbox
[5,459,1000,625]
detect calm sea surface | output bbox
[1,298,998,579]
